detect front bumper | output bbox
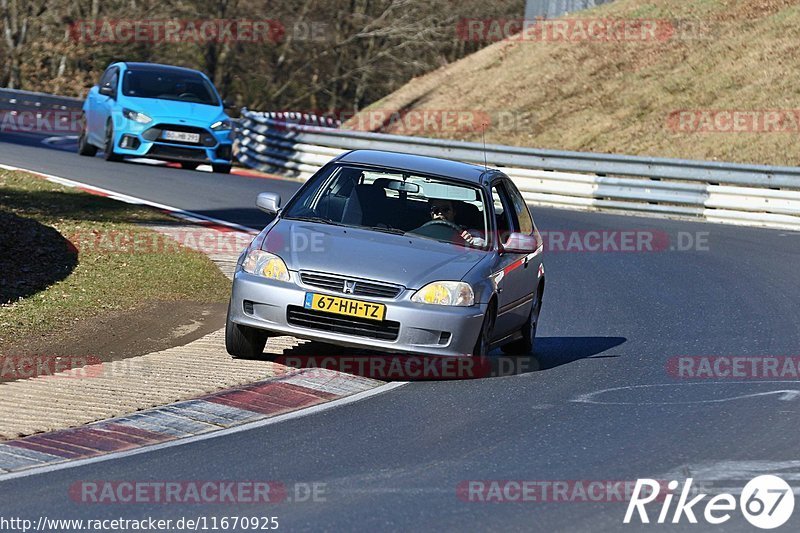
[229,271,487,357]
[111,118,233,164]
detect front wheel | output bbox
[225,304,267,359]
[77,115,97,156]
[103,122,123,162]
[212,163,232,174]
[501,295,541,356]
[472,305,496,357]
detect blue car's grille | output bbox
[143,124,216,147]
[146,144,207,162]
[300,271,402,299]
[286,306,400,341]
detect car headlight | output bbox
[211,119,233,131]
[412,281,474,306]
[242,250,290,281]
[122,108,152,124]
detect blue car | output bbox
[79,62,234,173]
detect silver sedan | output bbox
[226,150,544,358]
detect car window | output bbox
[108,69,119,91]
[283,163,489,248]
[99,67,117,88]
[491,183,515,240]
[121,69,220,106]
[504,179,534,234]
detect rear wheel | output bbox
[212,163,232,174]
[180,162,200,170]
[77,115,97,156]
[103,122,123,162]
[501,290,542,356]
[472,304,496,357]
[225,303,267,359]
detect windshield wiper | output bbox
[366,226,406,236]
[286,215,348,227]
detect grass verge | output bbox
[0,169,231,346]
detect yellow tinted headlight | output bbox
[242,250,290,281]
[411,281,474,306]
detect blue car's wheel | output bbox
[77,115,97,157]
[104,121,123,162]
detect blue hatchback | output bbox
[79,62,234,173]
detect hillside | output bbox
[345,0,800,166]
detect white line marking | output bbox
[41,135,79,145]
[572,381,800,405]
[0,382,406,482]
[0,163,257,234]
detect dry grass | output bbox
[346,0,800,165]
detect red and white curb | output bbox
[0,369,398,478]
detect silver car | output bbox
[226,150,544,358]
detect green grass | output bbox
[0,170,230,345]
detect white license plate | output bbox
[162,130,200,143]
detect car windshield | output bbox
[283,164,490,248]
[121,69,220,106]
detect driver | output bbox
[428,199,486,247]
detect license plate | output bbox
[304,293,386,321]
[162,130,200,143]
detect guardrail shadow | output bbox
[265,335,625,382]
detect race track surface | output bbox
[1,133,799,532]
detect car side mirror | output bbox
[500,232,539,254]
[256,192,281,214]
[99,85,115,98]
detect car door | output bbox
[95,67,119,139]
[87,68,109,141]
[489,179,540,338]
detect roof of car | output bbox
[336,150,493,183]
[121,62,207,77]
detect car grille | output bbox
[146,144,208,162]
[300,271,403,299]
[142,124,216,147]
[287,306,400,341]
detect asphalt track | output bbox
[1,133,799,532]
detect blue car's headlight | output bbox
[122,108,152,124]
[211,119,233,131]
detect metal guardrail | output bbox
[237,109,800,231]
[0,88,83,112]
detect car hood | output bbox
[261,220,488,289]
[122,97,224,123]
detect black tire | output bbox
[212,163,232,174]
[104,122,123,162]
[225,304,267,359]
[501,291,542,356]
[180,162,200,170]
[77,115,98,156]
[472,303,496,357]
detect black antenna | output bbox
[482,123,488,171]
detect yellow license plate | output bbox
[303,293,386,321]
